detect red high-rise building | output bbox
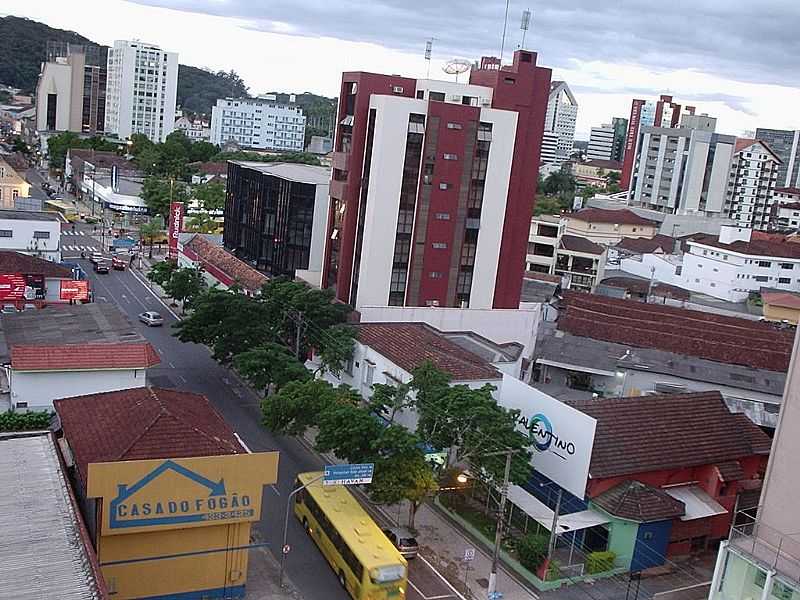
[322,50,552,310]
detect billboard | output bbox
[0,274,27,301]
[498,374,596,498]
[167,202,185,259]
[59,279,90,301]
[87,452,279,535]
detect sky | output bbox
[4,0,800,139]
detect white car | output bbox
[138,311,164,326]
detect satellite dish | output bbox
[443,59,472,76]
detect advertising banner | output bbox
[59,279,90,301]
[87,452,279,535]
[498,374,596,498]
[167,202,185,260]
[0,273,27,301]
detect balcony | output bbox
[729,509,800,586]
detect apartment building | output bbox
[105,40,178,143]
[726,139,781,229]
[174,115,210,141]
[323,50,552,310]
[755,127,800,188]
[563,207,659,245]
[708,331,797,600]
[544,81,578,160]
[587,117,627,162]
[210,96,305,152]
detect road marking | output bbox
[416,555,469,600]
[178,375,187,383]
[128,267,180,319]
[407,580,425,598]
[270,485,281,496]
[169,361,176,369]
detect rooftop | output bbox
[775,187,800,196]
[581,159,623,171]
[689,233,800,260]
[593,480,686,522]
[190,161,228,176]
[615,234,679,255]
[233,161,330,185]
[568,208,658,227]
[598,276,690,301]
[0,209,62,222]
[559,234,604,255]
[55,387,246,487]
[761,290,800,310]
[0,432,103,599]
[570,391,773,479]
[558,292,794,371]
[0,250,72,277]
[356,322,502,381]
[184,234,268,292]
[68,149,137,172]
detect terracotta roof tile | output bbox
[569,391,773,479]
[593,480,685,522]
[11,343,160,371]
[716,461,746,482]
[559,234,604,255]
[191,161,228,176]
[54,387,245,487]
[570,208,658,226]
[356,323,501,381]
[615,235,678,254]
[0,251,72,278]
[599,276,690,301]
[761,290,800,310]
[689,233,800,259]
[185,235,267,292]
[559,292,794,371]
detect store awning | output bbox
[507,484,609,532]
[664,485,727,521]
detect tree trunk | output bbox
[408,501,419,530]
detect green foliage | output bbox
[516,533,550,572]
[211,151,321,166]
[184,211,220,234]
[163,267,207,310]
[193,180,226,212]
[541,172,576,201]
[147,258,177,286]
[533,195,571,216]
[234,342,310,393]
[368,382,412,425]
[586,550,616,574]
[178,66,248,115]
[580,184,601,200]
[139,216,165,259]
[189,141,220,163]
[0,410,52,432]
[46,132,119,170]
[11,136,29,155]
[314,323,355,376]
[261,379,353,436]
[141,176,189,218]
[315,401,385,460]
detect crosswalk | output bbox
[62,230,87,236]
[63,245,99,253]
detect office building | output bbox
[708,331,799,600]
[755,127,800,188]
[621,95,696,189]
[544,80,578,160]
[726,139,781,229]
[210,96,305,151]
[105,40,178,143]
[540,130,559,166]
[224,161,330,283]
[587,117,627,162]
[323,50,552,310]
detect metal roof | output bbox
[0,432,101,599]
[232,161,330,184]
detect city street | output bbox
[80,261,464,600]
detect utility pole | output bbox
[487,449,514,599]
[279,473,323,587]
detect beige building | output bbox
[761,290,800,324]
[0,157,30,207]
[564,207,659,245]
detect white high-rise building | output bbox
[540,131,559,166]
[210,96,306,152]
[726,139,780,229]
[544,81,578,160]
[587,125,614,161]
[104,40,178,143]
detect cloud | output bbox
[126,0,799,88]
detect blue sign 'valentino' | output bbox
[517,412,577,461]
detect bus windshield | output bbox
[370,564,406,584]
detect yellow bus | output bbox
[293,471,407,600]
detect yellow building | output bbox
[54,386,279,600]
[0,155,31,207]
[761,290,800,324]
[564,207,659,245]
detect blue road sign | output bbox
[323,463,375,486]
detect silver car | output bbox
[382,527,419,559]
[138,311,164,326]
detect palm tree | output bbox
[138,216,164,259]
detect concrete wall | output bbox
[619,254,683,287]
[564,217,657,245]
[0,217,61,262]
[10,368,145,410]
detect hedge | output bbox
[516,533,550,572]
[0,410,53,432]
[586,550,616,574]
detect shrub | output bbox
[0,410,52,432]
[586,550,616,574]
[516,533,549,572]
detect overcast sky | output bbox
[5,0,800,138]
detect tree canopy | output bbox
[46,132,119,170]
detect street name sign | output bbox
[323,463,374,486]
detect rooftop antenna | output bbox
[443,59,471,83]
[424,38,434,78]
[520,9,531,49]
[499,0,511,63]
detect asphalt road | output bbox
[81,262,462,600]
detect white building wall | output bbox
[544,82,578,159]
[414,80,493,106]
[35,62,72,132]
[706,141,735,214]
[209,98,305,151]
[680,133,710,213]
[10,368,145,411]
[587,126,614,161]
[0,217,61,262]
[540,131,559,166]
[619,253,684,287]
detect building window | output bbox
[781,263,794,269]
[363,362,375,386]
[754,276,769,282]
[439,182,449,190]
[33,231,50,239]
[757,260,772,267]
[779,277,791,284]
[432,242,447,249]
[0,230,12,237]
[429,91,445,102]
[443,153,458,161]
[429,271,443,279]
[435,213,450,220]
[447,122,462,130]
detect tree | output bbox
[147,258,177,286]
[368,382,413,425]
[315,401,385,463]
[11,136,29,155]
[46,132,118,170]
[580,184,601,200]
[314,324,356,375]
[139,216,165,259]
[193,180,226,212]
[542,172,576,201]
[189,141,219,163]
[211,150,322,166]
[262,379,353,436]
[141,176,189,218]
[234,342,310,394]
[185,211,219,233]
[164,267,206,312]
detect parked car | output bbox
[382,527,419,559]
[1,305,17,314]
[112,257,126,271]
[139,311,164,327]
[93,261,110,274]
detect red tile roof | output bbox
[734,138,757,153]
[54,387,245,486]
[0,251,72,278]
[615,234,678,254]
[184,235,267,292]
[599,276,690,301]
[68,149,135,172]
[689,233,800,259]
[356,323,501,381]
[570,391,773,479]
[191,161,228,176]
[593,480,685,522]
[11,342,160,371]
[761,290,800,310]
[524,271,561,284]
[582,159,623,171]
[559,292,794,371]
[569,208,658,226]
[559,234,604,255]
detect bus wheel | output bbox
[338,571,346,588]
